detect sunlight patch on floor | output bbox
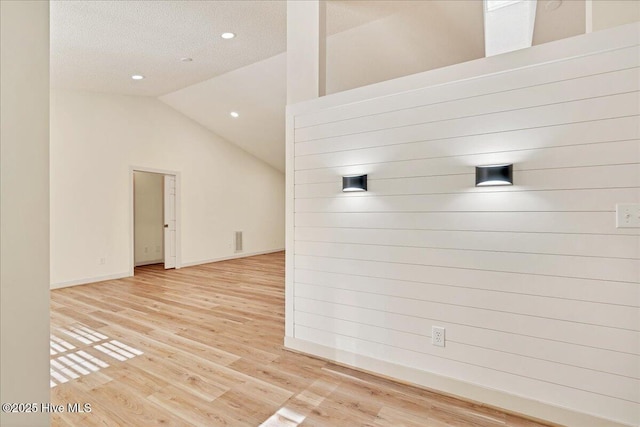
[50,325,142,388]
[259,407,306,427]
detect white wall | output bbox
[134,171,163,266]
[591,0,640,32]
[326,0,586,95]
[325,1,485,95]
[286,23,640,427]
[51,90,285,288]
[533,0,585,46]
[0,1,51,426]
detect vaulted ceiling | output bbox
[50,0,585,172]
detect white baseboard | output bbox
[180,248,285,268]
[284,336,632,427]
[50,271,131,290]
[50,249,284,289]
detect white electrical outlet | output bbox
[432,326,445,347]
[616,203,640,228]
[99,257,106,265]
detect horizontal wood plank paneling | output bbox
[295,188,639,214]
[295,68,639,143]
[295,255,639,308]
[295,164,640,197]
[295,211,640,235]
[295,140,639,184]
[295,92,638,156]
[295,46,640,129]
[295,241,638,282]
[295,117,639,173]
[293,285,639,355]
[293,301,639,379]
[294,227,638,259]
[294,312,639,402]
[288,25,640,426]
[293,269,637,330]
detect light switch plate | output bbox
[616,204,640,228]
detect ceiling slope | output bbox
[161,1,487,172]
[52,0,586,172]
[160,53,287,172]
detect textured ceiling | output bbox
[50,0,406,97]
[51,0,287,96]
[51,0,586,172]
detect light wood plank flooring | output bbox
[50,251,554,426]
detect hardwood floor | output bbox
[50,252,554,427]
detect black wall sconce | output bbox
[342,174,367,192]
[476,164,513,186]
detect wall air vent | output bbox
[235,231,243,252]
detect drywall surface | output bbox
[286,23,640,426]
[0,1,51,425]
[325,1,484,95]
[592,0,640,32]
[51,90,284,287]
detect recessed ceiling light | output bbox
[221,32,236,40]
[180,57,193,62]
[230,111,239,118]
[131,74,144,80]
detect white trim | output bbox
[284,337,634,427]
[50,271,130,290]
[284,112,296,338]
[585,0,593,33]
[129,166,182,276]
[180,248,285,268]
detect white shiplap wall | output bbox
[285,24,640,427]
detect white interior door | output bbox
[163,175,176,269]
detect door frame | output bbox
[129,166,181,276]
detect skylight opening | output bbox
[484,0,537,57]
[486,0,523,12]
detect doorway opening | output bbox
[130,167,179,275]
